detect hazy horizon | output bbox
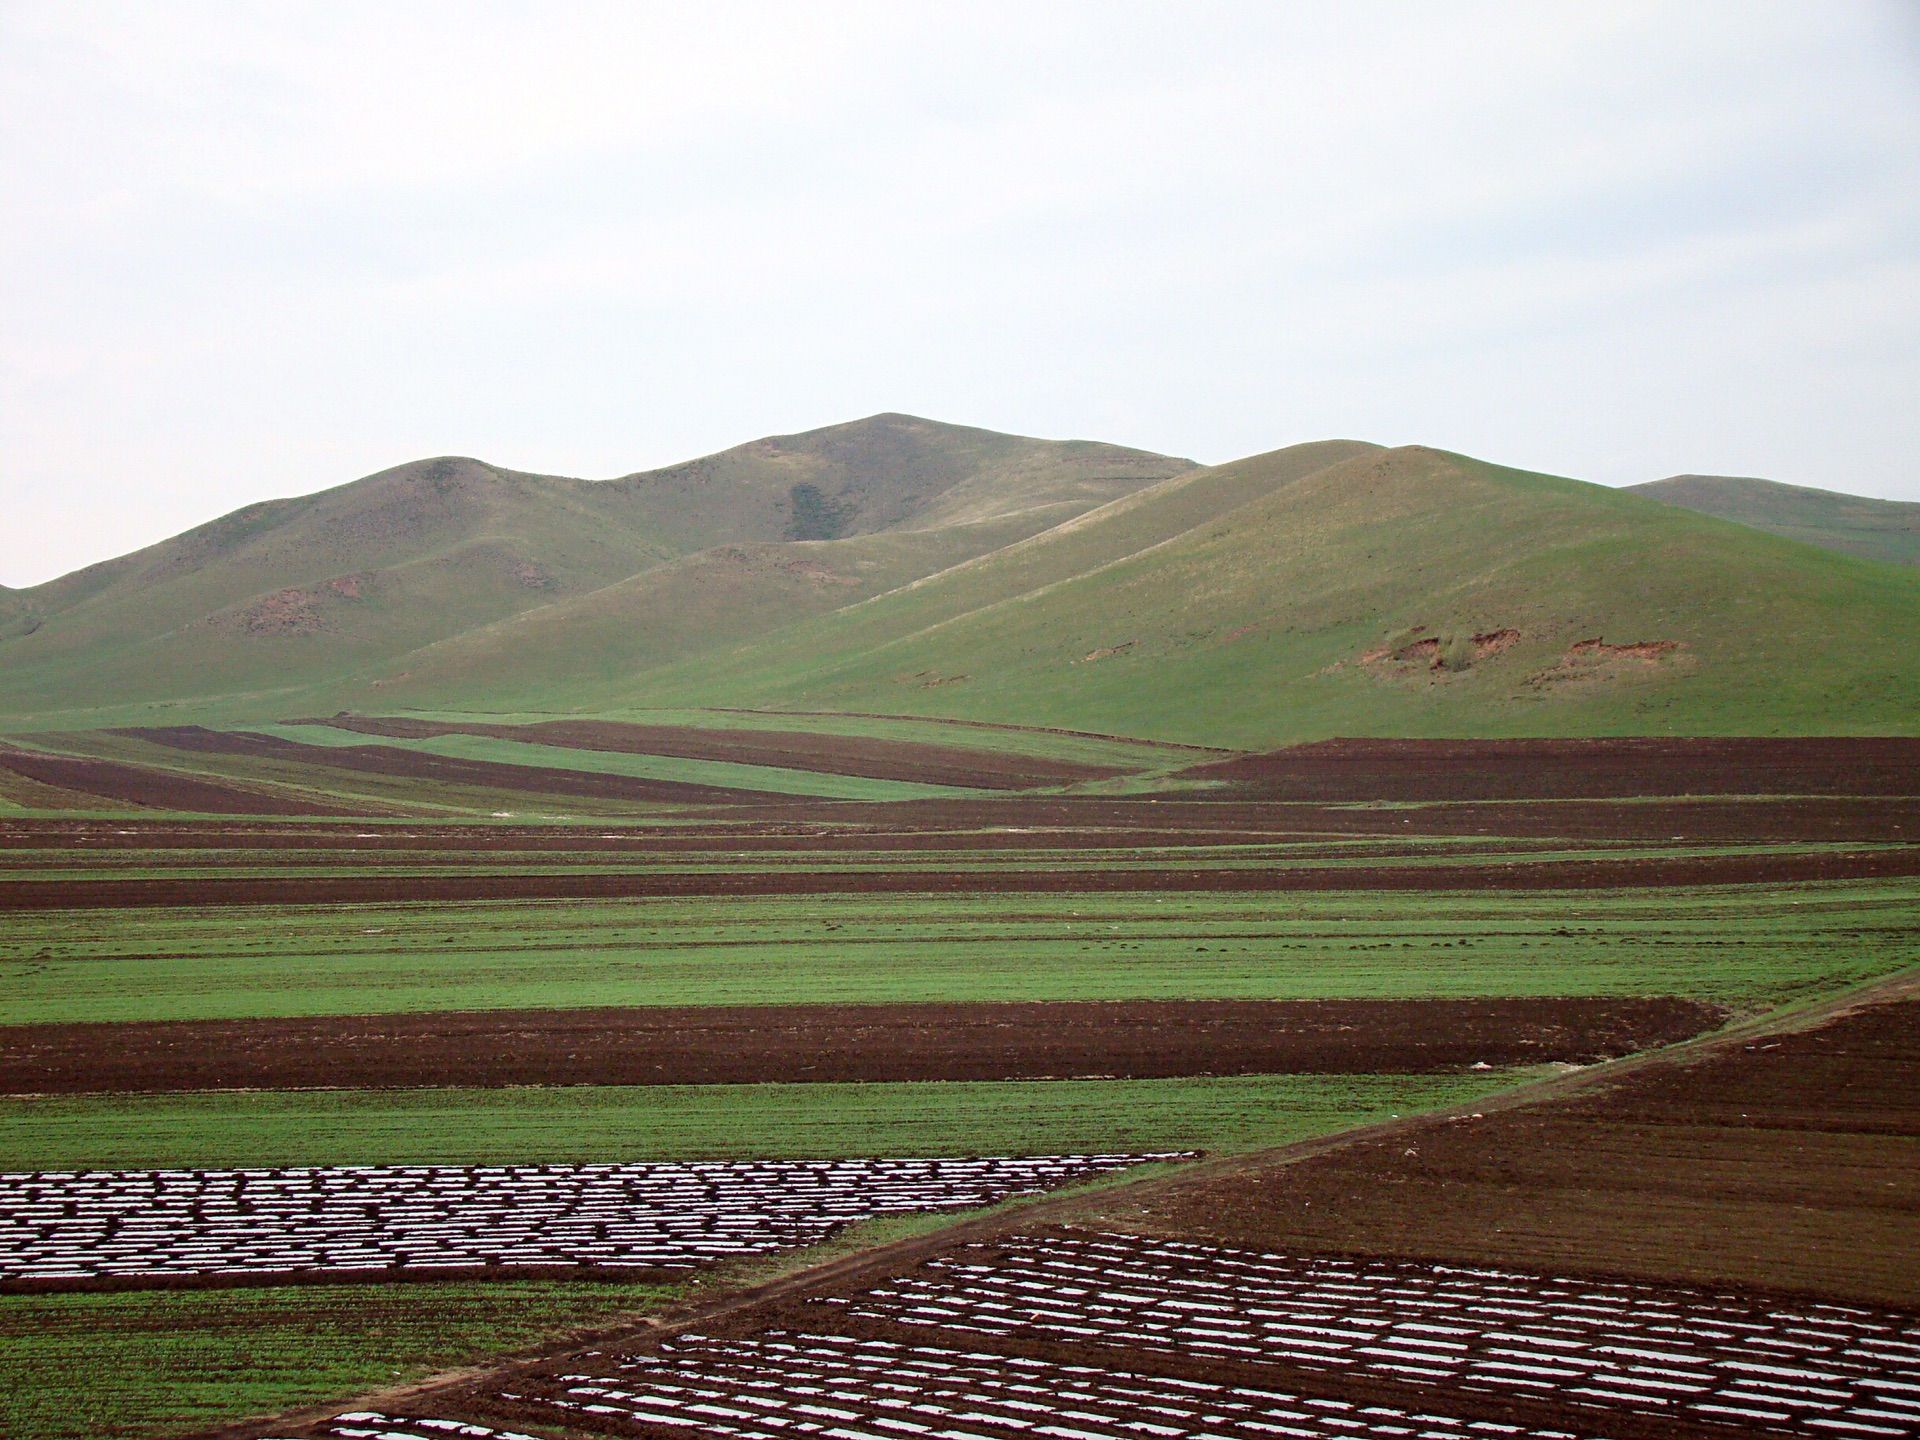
[4,1,1917,588]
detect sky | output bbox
[2,2,1917,587]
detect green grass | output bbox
[1630,474,1920,569]
[611,446,1920,746]
[0,1279,678,1440]
[0,1073,1522,1171]
[6,882,1912,1025]
[0,418,1191,729]
[7,438,1919,744]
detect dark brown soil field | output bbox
[4,843,1915,910]
[0,998,1724,1094]
[116,726,794,805]
[1122,995,1920,1306]
[2,794,1915,854]
[0,746,356,816]
[1180,735,1920,801]
[310,716,1131,788]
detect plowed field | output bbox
[5,843,1914,910]
[309,717,1132,788]
[0,749,354,817]
[0,997,1722,1094]
[117,728,792,805]
[1125,995,1920,1305]
[1180,735,1920,800]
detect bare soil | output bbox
[0,746,357,817]
[1179,735,1920,801]
[1120,997,1920,1307]
[4,844,1913,911]
[3,788,1916,853]
[0,998,1724,1095]
[116,726,794,805]
[308,716,1132,789]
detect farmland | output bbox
[0,717,1913,1438]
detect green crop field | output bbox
[6,881,1912,1025]
[0,1280,679,1440]
[0,1072,1525,1172]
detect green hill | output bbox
[1630,474,1920,568]
[611,446,1920,746]
[5,426,1917,746]
[0,416,1191,724]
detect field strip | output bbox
[0,997,1723,1094]
[6,843,1918,909]
[243,726,1005,802]
[189,965,1920,1440]
[0,1075,1515,1172]
[298,716,1138,789]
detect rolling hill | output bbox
[609,445,1920,746]
[0,416,1191,724]
[3,423,1917,745]
[1630,474,1920,568]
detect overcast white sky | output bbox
[2,1,1917,587]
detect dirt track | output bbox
[0,998,1724,1094]
[4,844,1915,910]
[310,716,1131,789]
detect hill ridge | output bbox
[1629,472,1920,568]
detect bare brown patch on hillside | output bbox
[1359,626,1520,675]
[1529,636,1687,689]
[1471,627,1520,657]
[210,573,370,637]
[713,546,861,586]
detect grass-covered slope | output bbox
[596,411,1193,550]
[1630,474,1920,568]
[619,446,1920,746]
[7,425,1917,744]
[0,416,1190,723]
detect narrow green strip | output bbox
[0,1073,1520,1170]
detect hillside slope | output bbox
[1630,474,1920,568]
[613,446,1920,746]
[350,439,1376,713]
[0,416,1190,721]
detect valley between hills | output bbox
[1,414,1916,1440]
